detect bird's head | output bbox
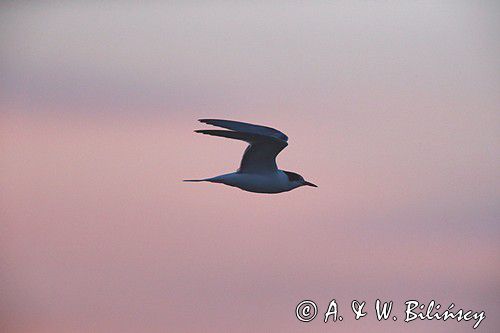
[284,171,318,189]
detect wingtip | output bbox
[194,129,216,135]
[198,118,224,125]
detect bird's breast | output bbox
[220,171,293,193]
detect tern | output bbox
[184,119,317,194]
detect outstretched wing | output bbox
[195,128,288,173]
[199,119,288,142]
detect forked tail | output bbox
[183,176,221,183]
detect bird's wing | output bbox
[195,129,288,173]
[199,119,288,142]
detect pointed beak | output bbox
[304,181,318,188]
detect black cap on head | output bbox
[283,171,303,182]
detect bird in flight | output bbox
[184,119,317,194]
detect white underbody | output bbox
[208,170,300,194]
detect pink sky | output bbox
[1,2,499,332]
